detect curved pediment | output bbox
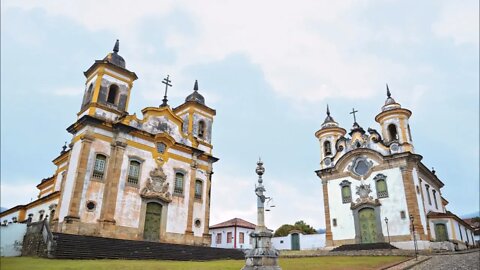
[333,148,385,180]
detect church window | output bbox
[458,224,463,241]
[432,190,438,209]
[174,172,184,194]
[407,124,413,141]
[198,120,206,139]
[92,154,107,179]
[195,179,203,199]
[216,233,222,244]
[324,140,332,156]
[239,232,245,244]
[340,180,352,204]
[12,217,17,223]
[425,185,432,205]
[374,174,389,198]
[194,219,201,228]
[107,84,119,104]
[227,232,233,243]
[156,142,166,154]
[332,218,337,227]
[127,160,141,185]
[86,201,96,211]
[388,124,399,141]
[400,211,406,219]
[352,158,371,176]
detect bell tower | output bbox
[315,105,347,169]
[375,85,414,153]
[79,40,138,121]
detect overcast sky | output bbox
[1,0,478,229]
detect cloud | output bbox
[1,182,39,209]
[51,86,84,96]
[432,0,479,46]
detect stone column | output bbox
[322,179,334,246]
[64,133,94,233]
[202,168,213,245]
[400,165,426,240]
[184,152,199,244]
[99,140,127,237]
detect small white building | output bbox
[209,218,256,249]
[272,230,326,250]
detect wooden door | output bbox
[143,203,162,241]
[291,233,300,250]
[359,208,377,243]
[435,223,448,242]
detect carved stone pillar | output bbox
[202,168,213,245]
[185,152,200,244]
[322,179,334,246]
[64,132,94,232]
[99,140,127,236]
[400,165,426,240]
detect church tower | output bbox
[374,85,414,153]
[79,40,138,121]
[315,105,346,169]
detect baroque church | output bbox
[1,40,217,246]
[315,88,476,250]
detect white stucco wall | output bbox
[272,233,326,250]
[210,227,254,249]
[0,223,27,257]
[328,167,411,241]
[25,199,59,223]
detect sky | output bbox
[1,0,479,230]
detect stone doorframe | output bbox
[138,199,169,241]
[351,201,385,244]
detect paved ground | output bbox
[410,250,480,270]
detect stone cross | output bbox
[161,75,172,107]
[350,108,359,123]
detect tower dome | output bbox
[320,105,339,129]
[185,80,205,105]
[103,39,126,69]
[381,84,401,111]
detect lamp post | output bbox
[409,214,418,260]
[384,217,391,246]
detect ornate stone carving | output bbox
[351,183,380,210]
[140,166,172,203]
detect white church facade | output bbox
[1,41,217,246]
[315,88,476,250]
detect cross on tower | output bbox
[350,108,358,123]
[161,75,173,107]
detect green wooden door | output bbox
[359,208,377,243]
[435,224,448,241]
[143,203,162,241]
[291,233,300,250]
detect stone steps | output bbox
[331,242,398,252]
[52,233,245,260]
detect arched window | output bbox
[388,124,398,141]
[340,180,352,203]
[324,140,332,156]
[374,174,389,198]
[127,160,141,185]
[107,84,119,104]
[198,120,205,139]
[195,179,203,199]
[174,172,184,194]
[92,154,107,179]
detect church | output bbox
[0,40,217,246]
[315,89,476,250]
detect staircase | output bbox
[51,233,245,260]
[331,242,398,252]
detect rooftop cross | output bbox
[350,108,359,123]
[160,75,173,107]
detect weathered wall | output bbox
[210,227,255,249]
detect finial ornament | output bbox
[432,167,436,175]
[256,158,265,178]
[61,141,67,153]
[113,39,120,53]
[326,104,330,116]
[194,80,199,91]
[161,75,173,107]
[386,84,391,98]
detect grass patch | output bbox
[0,256,407,270]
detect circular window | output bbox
[354,160,369,176]
[194,219,201,228]
[86,201,96,211]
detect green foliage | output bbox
[273,220,316,237]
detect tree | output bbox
[273,220,317,237]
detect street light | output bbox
[384,217,391,246]
[409,214,418,260]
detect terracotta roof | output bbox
[427,211,475,231]
[209,218,256,230]
[463,218,480,235]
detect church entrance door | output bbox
[144,202,162,241]
[291,233,300,250]
[434,223,448,241]
[359,208,377,243]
